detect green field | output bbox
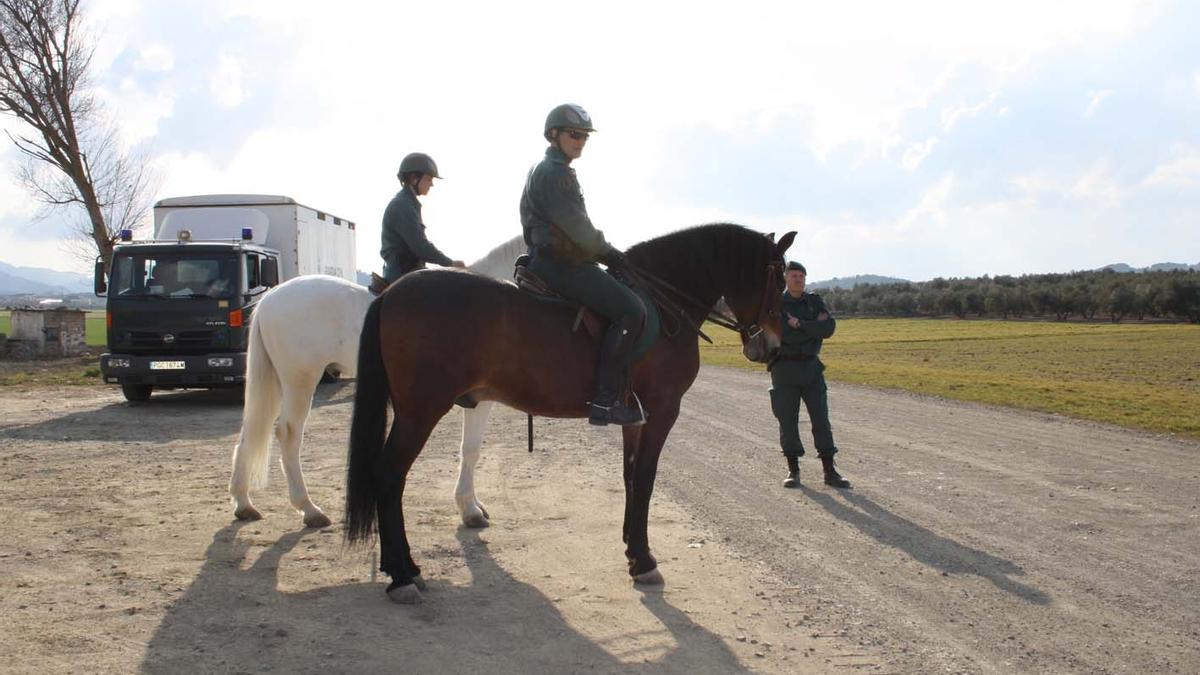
[700,318,1200,438]
[0,309,106,346]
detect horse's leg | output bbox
[623,403,679,586]
[230,319,282,522]
[454,401,494,528]
[377,399,451,604]
[276,371,329,528]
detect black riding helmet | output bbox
[397,152,441,179]
[544,104,597,140]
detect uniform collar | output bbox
[545,145,571,165]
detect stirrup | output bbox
[588,392,646,427]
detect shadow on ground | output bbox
[802,488,1050,605]
[140,524,743,674]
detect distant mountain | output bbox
[809,274,910,290]
[0,267,56,294]
[1099,262,1199,273]
[0,261,91,294]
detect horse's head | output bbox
[725,231,796,363]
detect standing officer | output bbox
[770,261,851,489]
[519,103,647,426]
[380,152,465,284]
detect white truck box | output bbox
[152,194,356,282]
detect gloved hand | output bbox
[602,249,628,270]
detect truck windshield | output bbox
[111,253,237,299]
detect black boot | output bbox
[820,455,851,488]
[782,455,800,488]
[588,318,646,427]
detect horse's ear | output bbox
[766,232,776,243]
[776,231,797,255]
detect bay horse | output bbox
[345,224,796,603]
[228,237,524,529]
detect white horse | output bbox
[228,236,525,528]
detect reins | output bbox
[623,259,779,344]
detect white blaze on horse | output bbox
[228,237,524,528]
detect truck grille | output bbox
[129,330,215,349]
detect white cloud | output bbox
[134,44,174,72]
[94,82,176,144]
[902,138,940,170]
[1069,160,1123,205]
[1012,161,1125,207]
[1141,150,1200,189]
[898,174,955,233]
[942,93,1000,132]
[1086,89,1114,117]
[210,55,246,109]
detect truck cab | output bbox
[96,194,356,402]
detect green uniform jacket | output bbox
[381,186,452,277]
[779,291,836,357]
[519,146,614,263]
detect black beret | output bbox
[786,261,806,274]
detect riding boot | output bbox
[820,455,851,488]
[782,455,800,488]
[589,317,646,427]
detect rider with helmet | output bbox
[380,152,465,284]
[520,104,647,427]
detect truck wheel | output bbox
[320,367,340,384]
[121,383,153,402]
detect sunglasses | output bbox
[563,129,590,141]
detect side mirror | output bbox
[260,257,279,288]
[94,259,107,296]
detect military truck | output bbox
[96,194,356,401]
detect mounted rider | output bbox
[380,152,465,284]
[519,103,647,427]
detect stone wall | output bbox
[5,309,87,358]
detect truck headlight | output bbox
[107,358,131,368]
[208,357,235,368]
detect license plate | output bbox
[150,361,186,370]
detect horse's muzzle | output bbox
[741,328,778,363]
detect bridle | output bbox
[625,255,782,345]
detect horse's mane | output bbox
[468,235,525,281]
[626,223,772,302]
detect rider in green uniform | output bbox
[519,104,647,427]
[380,152,464,283]
[770,261,851,489]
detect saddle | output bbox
[512,254,607,341]
[368,272,389,296]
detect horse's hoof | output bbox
[632,568,665,586]
[386,583,422,604]
[412,574,428,591]
[462,512,490,529]
[234,506,263,521]
[303,512,332,529]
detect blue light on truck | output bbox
[241,227,253,240]
[119,229,133,241]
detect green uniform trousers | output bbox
[769,358,838,459]
[527,254,646,325]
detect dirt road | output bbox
[0,367,1196,673]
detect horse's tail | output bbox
[232,309,282,491]
[344,296,389,545]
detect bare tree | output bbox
[0,0,155,270]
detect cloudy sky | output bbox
[1,0,1197,281]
